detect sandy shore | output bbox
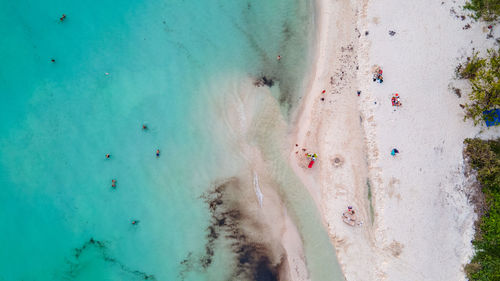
[291,0,500,280]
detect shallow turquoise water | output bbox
[0,0,342,280]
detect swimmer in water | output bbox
[142,124,148,130]
[156,149,160,157]
[132,220,140,225]
[105,154,110,159]
[51,59,56,63]
[60,14,66,22]
[277,55,281,60]
[111,179,117,188]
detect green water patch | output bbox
[367,178,375,224]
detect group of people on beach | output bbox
[391,93,402,107]
[372,66,384,83]
[306,153,318,161]
[387,73,401,156]
[305,152,318,168]
[343,67,407,226]
[342,206,362,226]
[375,67,402,155]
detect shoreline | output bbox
[290,0,376,279]
[215,74,344,281]
[289,0,500,280]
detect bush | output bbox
[465,0,500,21]
[464,138,500,191]
[460,49,500,125]
[464,138,500,280]
[456,52,485,80]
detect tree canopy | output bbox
[458,49,500,125]
[465,0,500,21]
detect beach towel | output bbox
[482,109,500,127]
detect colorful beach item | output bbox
[391,93,402,107]
[483,109,500,127]
[306,153,318,168]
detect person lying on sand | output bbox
[373,67,384,83]
[342,207,358,226]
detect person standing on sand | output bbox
[391,148,399,156]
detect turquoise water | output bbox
[0,0,342,280]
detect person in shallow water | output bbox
[142,124,148,130]
[60,14,66,22]
[131,220,139,225]
[156,149,160,157]
[111,179,117,188]
[105,154,110,159]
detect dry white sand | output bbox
[291,0,500,280]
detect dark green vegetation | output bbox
[463,138,500,280]
[465,0,500,21]
[366,179,374,224]
[456,49,500,125]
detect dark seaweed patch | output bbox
[254,76,275,87]
[65,238,156,280]
[74,237,105,259]
[255,256,280,281]
[282,22,292,42]
[178,178,285,281]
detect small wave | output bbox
[253,172,264,208]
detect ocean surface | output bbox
[0,0,343,280]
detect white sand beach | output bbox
[291,0,500,280]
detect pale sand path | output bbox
[291,0,500,280]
